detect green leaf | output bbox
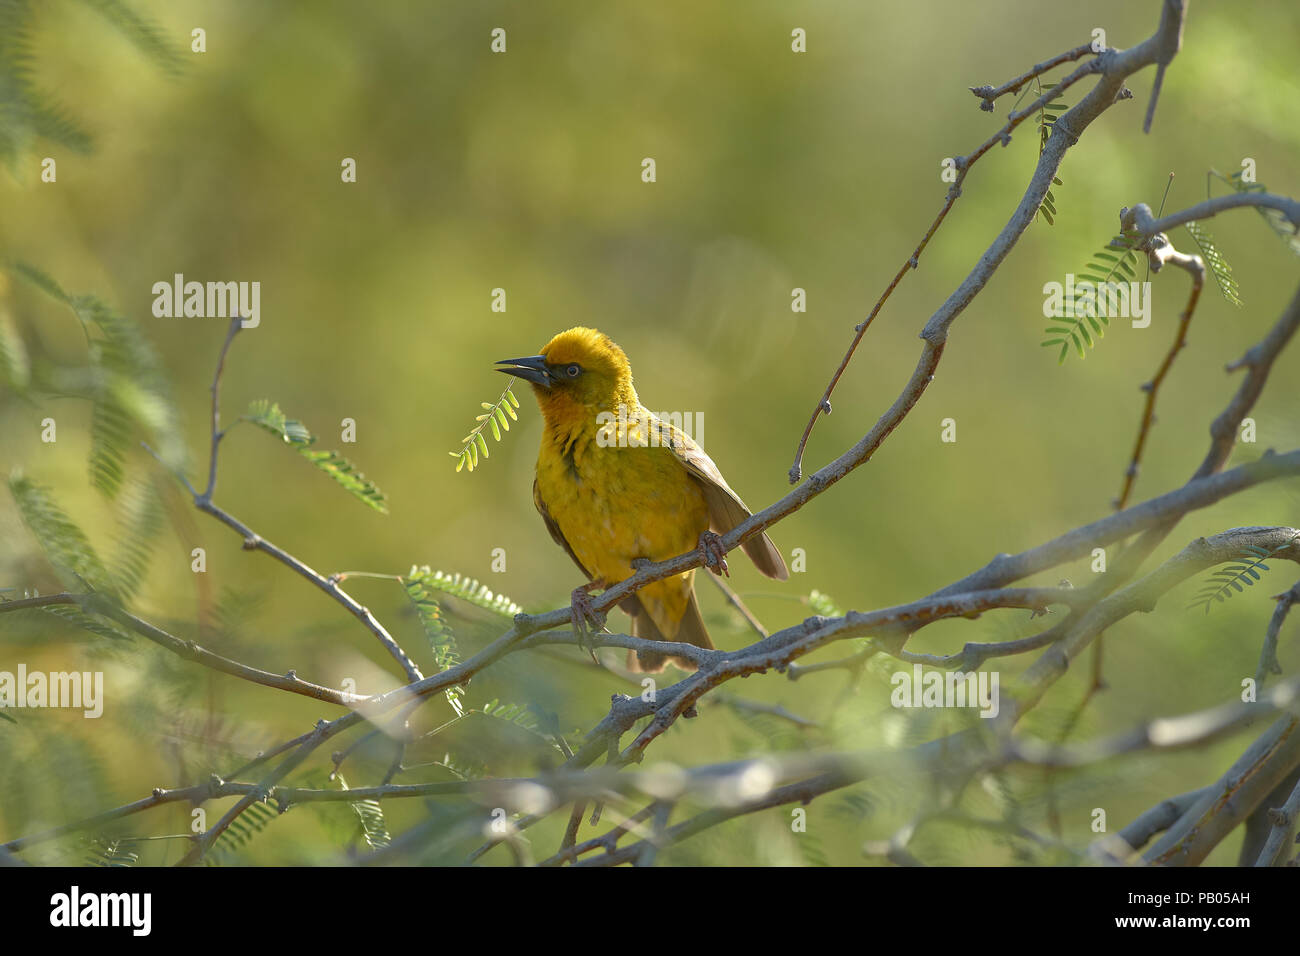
[452,384,520,474]
[1045,233,1141,363]
[480,698,542,732]
[43,605,133,643]
[246,401,388,513]
[245,399,313,445]
[84,838,138,867]
[110,476,164,599]
[402,568,465,716]
[77,0,185,74]
[1188,541,1294,614]
[336,776,391,850]
[5,268,187,495]
[404,567,523,618]
[0,303,30,390]
[9,475,117,597]
[1211,169,1300,257]
[298,450,389,513]
[7,262,74,304]
[0,0,182,167]
[806,589,844,618]
[1184,220,1242,306]
[205,800,280,865]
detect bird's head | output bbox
[496,327,638,421]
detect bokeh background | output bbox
[1,0,1298,865]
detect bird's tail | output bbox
[625,589,713,673]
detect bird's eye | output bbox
[566,364,581,378]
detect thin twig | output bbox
[968,42,1097,109]
[1115,233,1206,510]
[0,592,360,706]
[1258,581,1300,687]
[1255,773,1300,867]
[787,48,1110,483]
[703,571,768,638]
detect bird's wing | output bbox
[651,414,789,581]
[533,477,591,580]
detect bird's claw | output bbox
[697,530,729,577]
[570,585,606,663]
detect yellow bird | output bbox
[497,327,788,672]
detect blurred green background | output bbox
[1,0,1298,865]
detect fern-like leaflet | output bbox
[8,474,118,599]
[1210,168,1300,257]
[335,775,391,850]
[84,837,139,867]
[451,384,519,473]
[480,698,541,732]
[204,799,281,865]
[245,399,389,513]
[1188,541,1294,614]
[404,568,523,618]
[1042,234,1140,362]
[401,567,465,716]
[1033,78,1067,225]
[7,263,187,500]
[1183,220,1241,307]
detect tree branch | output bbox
[1115,231,1206,510]
[0,592,360,706]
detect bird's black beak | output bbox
[495,354,552,389]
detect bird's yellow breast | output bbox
[537,421,708,636]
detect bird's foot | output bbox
[697,530,729,577]
[570,583,607,663]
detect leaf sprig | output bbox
[404,567,523,618]
[1187,541,1293,614]
[1184,219,1241,307]
[84,838,139,867]
[338,775,391,850]
[245,400,388,513]
[451,384,519,473]
[204,800,280,866]
[1033,78,1067,225]
[7,262,188,500]
[1042,233,1140,362]
[1210,168,1300,257]
[401,566,465,716]
[8,473,118,599]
